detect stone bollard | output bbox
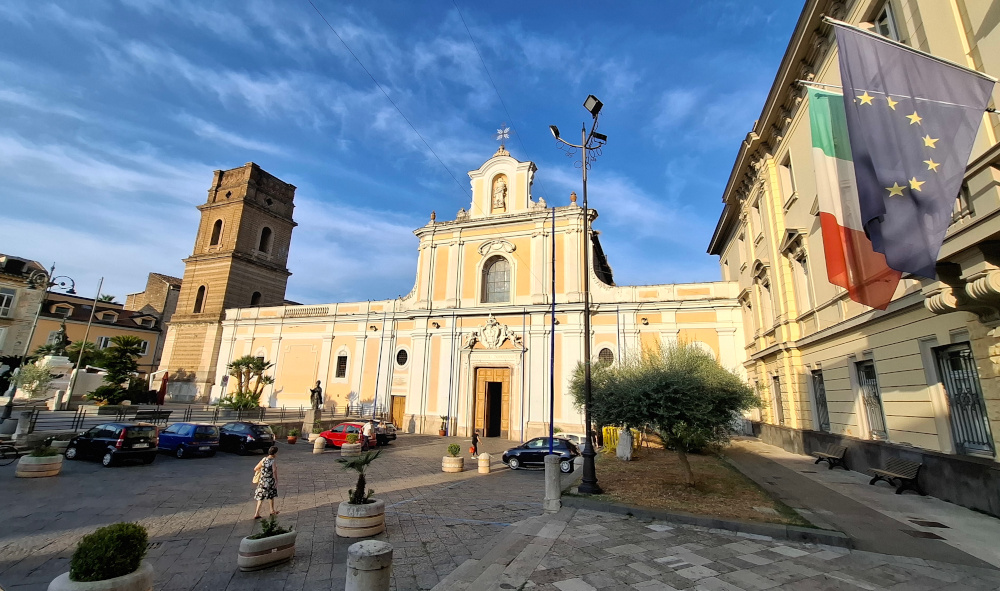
[478,453,491,474]
[313,436,326,454]
[13,410,33,445]
[345,540,393,591]
[543,454,561,513]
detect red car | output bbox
[319,422,364,448]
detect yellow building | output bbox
[708,0,1000,511]
[160,150,745,439]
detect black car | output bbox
[65,422,158,467]
[219,422,275,454]
[502,437,579,473]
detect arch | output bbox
[690,340,717,359]
[481,255,511,303]
[598,348,615,364]
[209,219,223,246]
[193,285,207,313]
[250,291,262,306]
[258,227,273,253]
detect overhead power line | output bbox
[306,0,470,197]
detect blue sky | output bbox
[0,0,801,304]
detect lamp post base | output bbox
[577,446,602,495]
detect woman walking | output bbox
[252,446,279,519]
[471,429,480,459]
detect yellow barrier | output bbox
[602,426,640,451]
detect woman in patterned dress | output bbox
[252,446,279,519]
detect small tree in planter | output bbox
[13,363,56,399]
[442,443,464,473]
[238,516,296,571]
[341,432,362,457]
[16,444,63,478]
[335,450,385,537]
[439,416,449,436]
[287,428,300,444]
[48,522,153,590]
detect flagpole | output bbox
[795,79,997,112]
[66,277,103,410]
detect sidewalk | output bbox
[725,437,1000,568]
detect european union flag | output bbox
[834,21,995,278]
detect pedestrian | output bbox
[471,429,480,458]
[252,446,279,519]
[362,420,374,451]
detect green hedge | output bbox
[70,522,148,582]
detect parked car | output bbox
[319,421,363,448]
[556,433,587,448]
[158,423,220,458]
[65,422,158,467]
[502,437,579,473]
[219,422,275,454]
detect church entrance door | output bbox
[390,395,405,429]
[474,367,510,438]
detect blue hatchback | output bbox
[158,423,220,458]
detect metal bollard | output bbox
[345,540,392,591]
[313,436,326,454]
[478,453,491,474]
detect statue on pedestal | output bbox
[310,380,323,411]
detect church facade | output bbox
[158,149,744,439]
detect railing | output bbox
[23,403,391,435]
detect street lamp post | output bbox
[550,95,607,495]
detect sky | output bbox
[0,0,802,305]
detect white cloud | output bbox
[175,114,288,156]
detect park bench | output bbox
[811,444,848,470]
[869,458,924,495]
[133,410,172,425]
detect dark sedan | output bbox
[65,422,158,467]
[219,421,275,454]
[502,437,579,473]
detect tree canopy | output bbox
[570,341,758,485]
[220,355,275,409]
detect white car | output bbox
[556,433,587,447]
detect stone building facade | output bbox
[161,149,745,439]
[0,254,48,359]
[125,272,182,371]
[707,0,1000,512]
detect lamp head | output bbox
[549,125,560,139]
[583,95,603,117]
[591,131,608,143]
[65,288,77,295]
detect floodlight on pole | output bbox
[583,95,603,117]
[549,125,560,140]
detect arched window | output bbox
[209,219,223,246]
[250,291,262,306]
[193,286,206,313]
[482,256,510,303]
[396,349,408,366]
[598,348,614,364]
[258,227,272,253]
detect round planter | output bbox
[336,499,386,538]
[442,456,464,473]
[438,430,446,437]
[50,440,70,453]
[286,436,297,445]
[341,443,362,457]
[48,560,153,591]
[17,455,63,478]
[312,437,326,454]
[237,530,297,571]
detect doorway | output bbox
[390,395,406,430]
[474,367,510,438]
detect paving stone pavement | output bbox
[522,509,1000,591]
[0,435,552,591]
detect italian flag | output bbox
[808,87,901,310]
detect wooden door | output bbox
[474,368,511,438]
[390,396,405,429]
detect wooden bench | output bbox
[133,410,172,425]
[811,444,848,470]
[869,458,924,495]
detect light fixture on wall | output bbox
[431,321,440,329]
[369,325,378,331]
[641,317,649,325]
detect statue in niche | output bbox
[492,176,507,210]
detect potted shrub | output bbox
[439,416,448,437]
[48,522,153,591]
[336,450,385,538]
[341,432,362,457]
[237,515,296,571]
[287,428,299,445]
[442,443,464,473]
[17,445,63,478]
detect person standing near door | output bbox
[361,420,374,450]
[471,429,480,459]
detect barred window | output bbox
[598,348,614,364]
[335,355,348,378]
[396,349,408,366]
[482,256,510,303]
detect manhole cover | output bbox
[901,530,945,539]
[909,520,949,528]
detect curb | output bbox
[561,495,852,548]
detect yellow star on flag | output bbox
[885,96,898,110]
[923,135,938,148]
[924,159,940,172]
[857,91,874,105]
[906,111,922,125]
[909,177,925,192]
[886,182,906,197]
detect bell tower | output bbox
[158,162,296,402]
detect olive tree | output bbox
[571,341,758,486]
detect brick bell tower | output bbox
[158,163,296,402]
